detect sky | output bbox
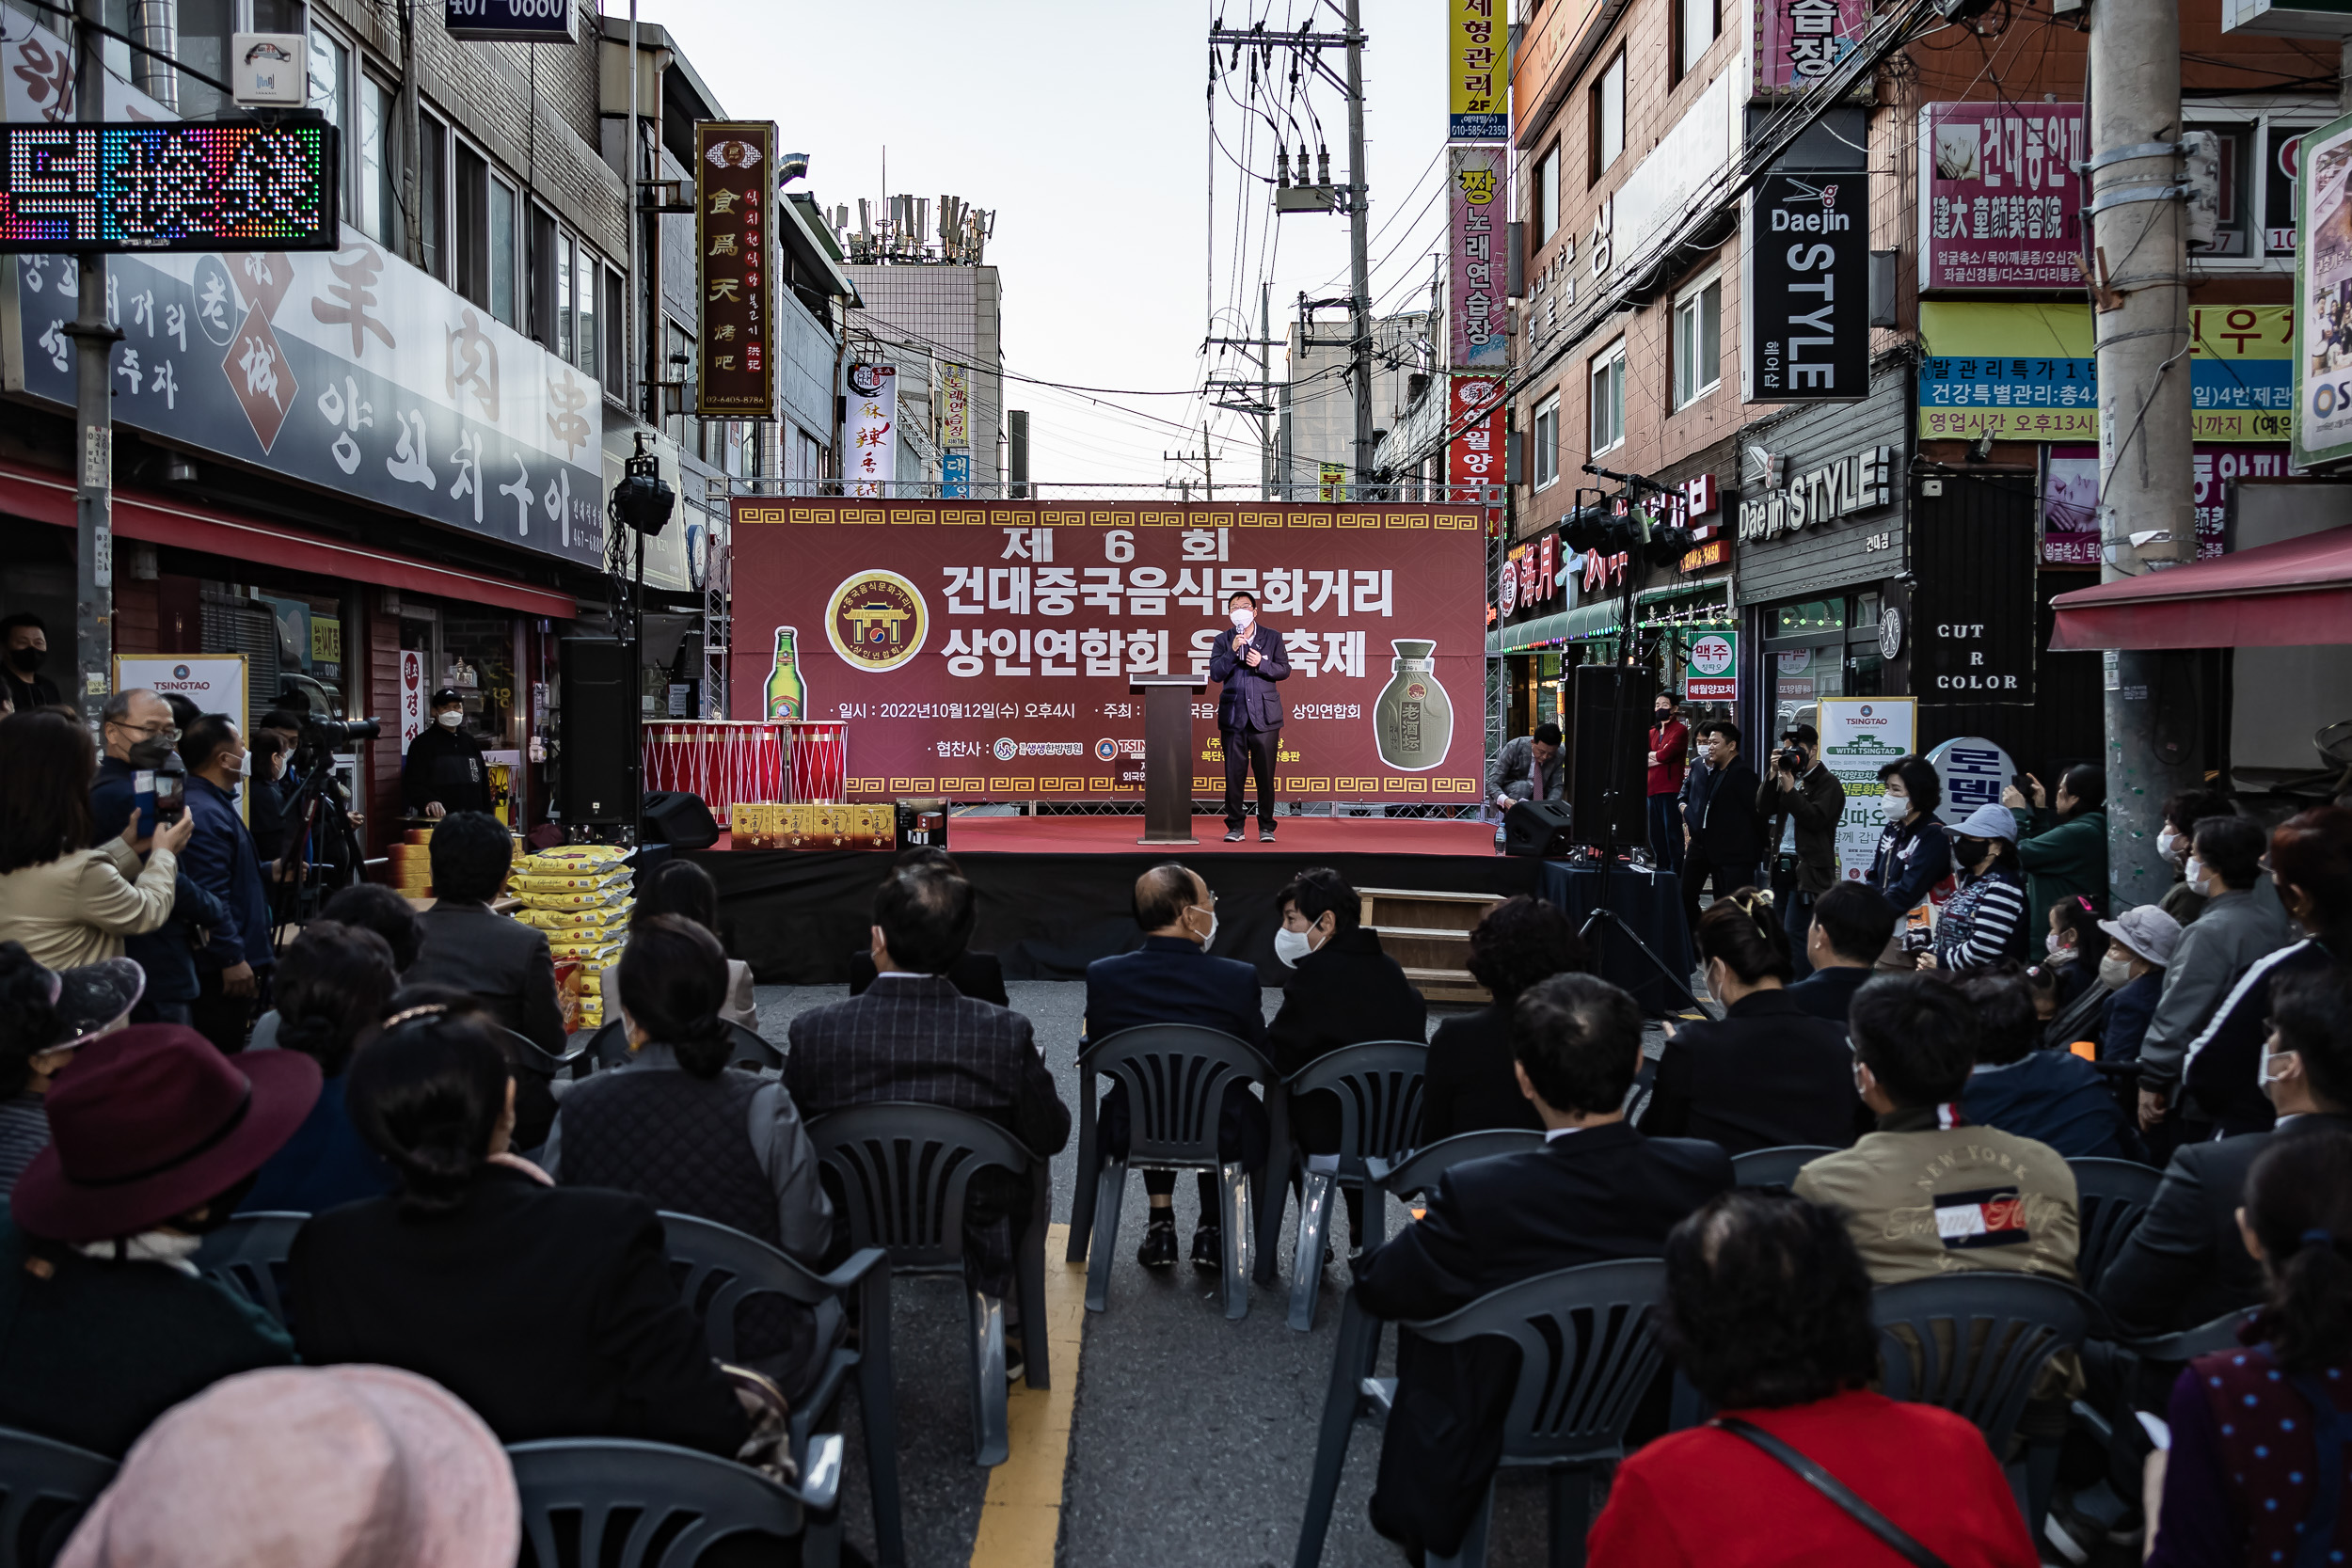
[637,0,1451,494]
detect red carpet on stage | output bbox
[944,813,1499,857]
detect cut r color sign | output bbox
[1684,630,1737,701]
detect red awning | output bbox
[0,461,578,620]
[2048,526,2352,651]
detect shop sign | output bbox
[0,121,337,253]
[845,363,897,498]
[1580,548,1631,592]
[1751,0,1871,96]
[1917,103,2086,292]
[1447,373,1506,504]
[1921,616,2026,692]
[1820,696,1916,885]
[2296,108,2352,469]
[1448,150,1507,371]
[694,120,773,419]
[1926,736,2015,827]
[1677,536,1725,571]
[1745,172,1870,403]
[2044,443,2252,563]
[1318,462,1347,501]
[942,451,971,499]
[1499,546,1521,615]
[1446,0,1508,142]
[1685,629,1737,701]
[942,364,970,447]
[444,0,574,41]
[1737,444,1896,542]
[398,649,425,752]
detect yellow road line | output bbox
[968,1222,1087,1568]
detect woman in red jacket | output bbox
[1588,1190,2038,1567]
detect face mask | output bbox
[225,751,249,779]
[1231,609,1254,629]
[126,735,173,768]
[7,645,40,673]
[2046,931,2068,956]
[2183,856,2206,893]
[2262,1044,2297,1102]
[2097,953,2134,990]
[437,710,464,728]
[1273,927,1315,968]
[1953,838,1982,868]
[1880,794,1907,823]
[2157,828,2184,864]
[1186,907,1218,948]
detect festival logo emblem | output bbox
[1094,738,1118,761]
[993,737,1018,762]
[824,570,928,673]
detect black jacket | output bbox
[287,1164,749,1455]
[1421,1004,1543,1143]
[87,756,228,1006]
[1685,757,1763,863]
[402,725,493,816]
[406,900,570,1148]
[1350,1122,1733,1558]
[1266,926,1427,1154]
[1638,989,1872,1154]
[2182,938,2333,1137]
[1784,963,1871,1026]
[1207,622,1291,732]
[845,947,1009,1006]
[1756,761,1847,894]
[1,668,57,715]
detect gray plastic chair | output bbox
[1364,1128,1548,1198]
[586,1020,779,1075]
[1728,1144,1838,1192]
[0,1426,115,1568]
[2065,1156,2163,1295]
[1282,1041,1427,1331]
[1067,1024,1287,1319]
[808,1102,1046,1469]
[655,1213,898,1568]
[499,1024,589,1077]
[506,1437,822,1568]
[192,1211,307,1328]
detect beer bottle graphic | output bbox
[765,628,806,721]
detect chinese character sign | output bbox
[1447,0,1508,141]
[695,119,772,418]
[1752,0,1870,96]
[1918,103,2085,292]
[845,363,898,498]
[727,500,1490,802]
[1449,146,1507,371]
[2044,444,2252,562]
[1446,373,1505,502]
[0,122,337,252]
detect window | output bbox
[1590,342,1626,453]
[488,174,518,328]
[1675,0,1720,82]
[575,245,599,380]
[420,115,449,282]
[528,209,616,388]
[664,321,695,450]
[172,0,231,118]
[454,142,488,308]
[357,74,398,248]
[1592,51,1626,181]
[1536,143,1562,242]
[603,267,626,395]
[308,30,348,216]
[1673,273,1721,407]
[1533,390,1562,490]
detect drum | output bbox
[787,721,847,803]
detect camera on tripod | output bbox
[291,713,382,769]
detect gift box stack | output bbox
[389,828,435,898]
[726,802,898,851]
[508,845,634,1032]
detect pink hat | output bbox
[57,1366,517,1568]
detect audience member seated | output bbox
[250,883,428,1054]
[551,914,834,1399]
[1796,973,2079,1288]
[1639,890,1869,1154]
[2092,905,2180,1069]
[1953,966,2130,1160]
[403,811,567,1149]
[1265,867,1425,1246]
[1588,1190,2040,1568]
[2173,806,2352,1140]
[287,1003,750,1456]
[0,707,187,974]
[2137,813,2302,1137]
[1784,881,1898,1024]
[0,1024,316,1456]
[56,1364,519,1568]
[2044,895,2110,1012]
[1421,896,1583,1140]
[2099,963,2352,1338]
[1349,974,1733,1561]
[633,859,759,1028]
[2153,788,2235,927]
[787,865,1068,1320]
[0,942,141,1190]
[2146,1127,2352,1567]
[1083,863,1270,1273]
[846,847,1010,1006]
[241,923,401,1215]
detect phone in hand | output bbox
[152,770,185,826]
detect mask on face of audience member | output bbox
[1184,901,1218,949]
[1273,927,1314,968]
[8,645,40,674]
[2097,952,2135,990]
[2261,1037,2299,1103]
[2184,855,2208,894]
[126,733,173,768]
[2046,930,2069,957]
[437,709,464,729]
[1879,794,1907,823]
[2157,828,2184,865]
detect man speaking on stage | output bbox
[1208,589,1291,844]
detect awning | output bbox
[2048,525,2352,651]
[0,461,579,620]
[1490,599,1621,654]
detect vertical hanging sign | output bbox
[1446,373,1506,506]
[695,120,773,419]
[845,363,898,498]
[1449,146,1508,371]
[1447,0,1509,141]
[1745,171,1870,403]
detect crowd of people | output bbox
[3,672,2351,1566]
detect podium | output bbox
[1130,675,1209,845]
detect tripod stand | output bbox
[269,745,363,942]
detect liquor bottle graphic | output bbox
[765,627,806,721]
[1374,639,1454,770]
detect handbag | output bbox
[1714,1417,1954,1568]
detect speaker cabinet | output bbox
[1503,799,1576,858]
[642,790,720,850]
[1568,664,1654,849]
[559,638,634,824]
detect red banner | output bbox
[727,499,1490,802]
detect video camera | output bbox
[301,714,383,749]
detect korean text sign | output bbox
[1745,172,1869,403]
[1752,0,1870,96]
[1449,148,1507,371]
[1820,697,1915,884]
[726,500,1490,803]
[1447,0,1508,141]
[1446,373,1505,501]
[1917,103,2085,292]
[695,120,772,418]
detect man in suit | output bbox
[2099,961,2352,1336]
[1785,881,1899,1024]
[787,864,1070,1312]
[1085,862,1270,1271]
[178,715,275,1054]
[405,811,568,1148]
[1207,589,1290,843]
[1351,973,1734,1560]
[1679,720,1764,942]
[89,688,226,1027]
[844,847,1010,1005]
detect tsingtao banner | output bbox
[726,500,1490,802]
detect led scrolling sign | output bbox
[0,122,337,253]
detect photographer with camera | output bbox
[402,688,492,821]
[1757,723,1846,981]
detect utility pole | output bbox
[69,0,119,726]
[1343,0,1374,499]
[2088,0,2202,906]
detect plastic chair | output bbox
[1282,1041,1428,1331]
[191,1211,308,1328]
[0,1426,115,1568]
[1066,1024,1288,1319]
[1364,1128,1548,1198]
[2065,1156,2163,1295]
[655,1213,898,1568]
[506,1437,823,1568]
[807,1103,1046,1470]
[500,1025,588,1077]
[584,1020,778,1075]
[1729,1144,1838,1192]
[724,1021,784,1073]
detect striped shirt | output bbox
[0,1092,49,1193]
[1935,871,2029,972]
